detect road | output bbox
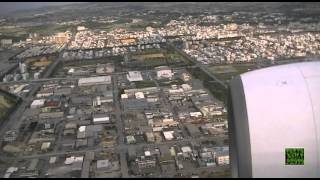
[18,134,227,160]
[0,65,202,86]
[0,40,69,141]
[0,83,40,137]
[0,40,229,177]
[112,74,129,178]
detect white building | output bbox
[77,26,86,31]
[190,111,202,118]
[121,94,128,99]
[216,152,230,165]
[155,66,173,79]
[126,71,143,82]
[30,99,45,109]
[93,114,110,124]
[64,156,84,165]
[181,84,192,91]
[1,39,12,47]
[181,73,191,82]
[135,92,145,99]
[19,62,27,73]
[78,76,111,86]
[163,131,174,141]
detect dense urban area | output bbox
[0,2,319,178]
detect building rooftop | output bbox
[78,76,111,86]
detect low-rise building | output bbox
[145,132,155,143]
[1,39,13,47]
[30,99,46,109]
[96,63,115,74]
[41,142,51,152]
[39,111,64,119]
[93,114,111,124]
[163,131,174,141]
[126,71,143,82]
[78,76,111,86]
[181,72,191,82]
[214,146,230,165]
[136,155,157,169]
[155,66,173,79]
[185,124,202,137]
[126,135,136,144]
[159,145,175,165]
[36,89,54,98]
[54,87,72,96]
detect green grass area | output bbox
[80,17,162,32]
[201,170,231,178]
[209,63,256,82]
[208,65,237,74]
[26,24,73,36]
[188,67,227,103]
[54,56,123,78]
[212,72,240,81]
[126,48,192,70]
[65,56,122,66]
[0,24,73,42]
[134,80,157,88]
[81,21,114,31]
[158,78,185,86]
[166,51,193,67]
[128,58,168,69]
[232,63,256,73]
[127,21,162,31]
[0,26,29,42]
[0,34,28,43]
[81,18,144,32]
[0,93,19,121]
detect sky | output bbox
[0,2,84,16]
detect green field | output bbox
[208,65,237,74]
[126,48,192,70]
[209,63,256,81]
[134,80,157,88]
[201,170,231,178]
[0,94,18,121]
[26,24,72,36]
[158,78,185,87]
[0,24,73,42]
[188,67,227,103]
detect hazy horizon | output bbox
[0,2,85,16]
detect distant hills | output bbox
[2,2,320,22]
[0,2,84,17]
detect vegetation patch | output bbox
[134,80,157,88]
[187,67,227,103]
[0,90,21,122]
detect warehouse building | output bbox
[155,66,173,79]
[93,113,111,124]
[78,76,111,86]
[126,71,143,82]
[30,99,46,109]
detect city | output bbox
[0,2,320,178]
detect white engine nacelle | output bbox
[228,61,320,178]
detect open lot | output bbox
[125,48,192,70]
[53,56,122,78]
[208,63,257,82]
[0,92,19,121]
